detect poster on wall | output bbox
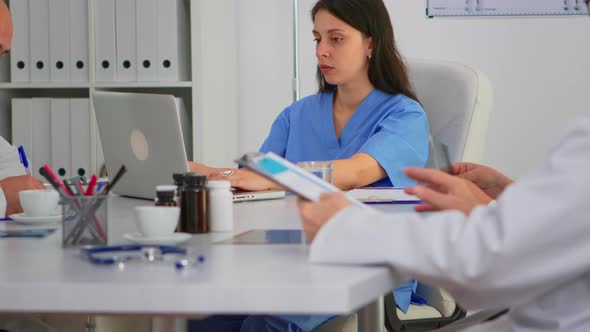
[427,0,589,17]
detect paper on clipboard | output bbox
[347,187,420,204]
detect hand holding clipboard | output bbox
[236,153,366,208]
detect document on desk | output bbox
[347,188,420,204]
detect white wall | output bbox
[236,1,590,178]
[389,1,590,178]
[192,0,240,167]
[237,0,294,156]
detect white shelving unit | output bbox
[0,0,240,175]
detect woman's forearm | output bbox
[332,153,387,190]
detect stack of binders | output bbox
[10,0,89,83]
[95,0,190,82]
[9,0,189,83]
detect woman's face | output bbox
[313,9,373,87]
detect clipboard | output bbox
[235,152,366,208]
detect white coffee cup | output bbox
[134,206,180,237]
[19,189,60,217]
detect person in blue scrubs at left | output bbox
[188,0,429,331]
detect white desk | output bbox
[0,195,414,332]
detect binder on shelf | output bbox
[28,0,50,82]
[31,99,51,178]
[136,0,158,82]
[9,0,30,82]
[69,0,89,82]
[94,0,117,82]
[70,99,92,178]
[11,99,33,162]
[115,0,137,82]
[156,0,190,82]
[49,0,71,82]
[50,99,71,178]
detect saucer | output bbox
[123,232,192,245]
[9,213,62,225]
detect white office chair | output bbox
[410,59,493,163]
[315,59,494,332]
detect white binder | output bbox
[9,0,30,82]
[69,0,89,82]
[70,99,92,178]
[11,99,33,162]
[28,0,50,82]
[136,0,158,82]
[115,0,137,82]
[156,0,190,82]
[50,99,71,179]
[94,112,105,177]
[49,0,71,82]
[31,99,51,178]
[94,0,117,82]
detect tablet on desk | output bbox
[0,228,55,238]
[216,229,309,245]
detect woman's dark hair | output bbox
[312,0,418,102]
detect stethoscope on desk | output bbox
[82,245,205,270]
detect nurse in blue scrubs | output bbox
[192,1,429,191]
[188,0,429,331]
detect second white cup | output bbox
[134,206,180,238]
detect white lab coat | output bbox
[310,118,590,331]
[0,136,26,217]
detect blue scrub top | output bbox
[259,89,429,187]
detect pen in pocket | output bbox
[17,146,31,175]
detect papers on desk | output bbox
[347,188,420,204]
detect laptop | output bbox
[93,91,285,202]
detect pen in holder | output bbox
[62,195,108,247]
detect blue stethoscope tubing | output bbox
[82,245,187,264]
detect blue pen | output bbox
[17,146,31,175]
[96,182,106,193]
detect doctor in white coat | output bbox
[298,4,590,330]
[0,1,45,218]
[301,120,590,332]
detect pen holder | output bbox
[62,196,108,247]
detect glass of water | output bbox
[296,161,334,184]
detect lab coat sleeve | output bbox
[0,136,26,180]
[0,186,6,218]
[311,119,590,310]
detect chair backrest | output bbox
[407,59,494,163]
